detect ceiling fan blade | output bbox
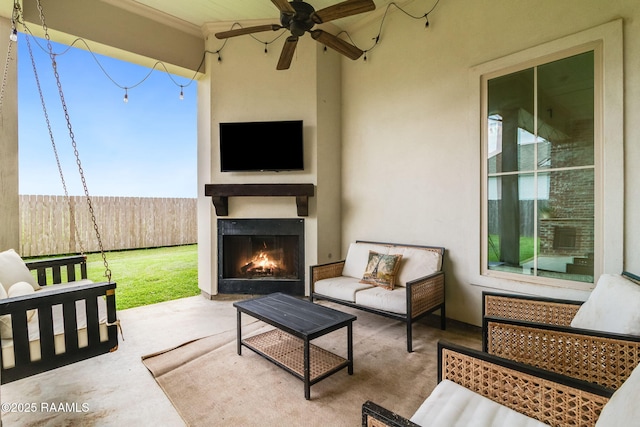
[271,0,295,14]
[215,24,282,39]
[311,0,376,24]
[310,30,363,60]
[277,36,298,70]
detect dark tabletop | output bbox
[234,292,356,339]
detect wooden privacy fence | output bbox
[20,195,197,257]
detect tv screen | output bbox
[219,120,304,172]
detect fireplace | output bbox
[217,218,305,295]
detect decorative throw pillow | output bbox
[0,281,38,339]
[360,251,403,290]
[0,282,9,339]
[0,249,40,293]
[571,274,640,336]
[342,242,391,279]
[8,281,37,322]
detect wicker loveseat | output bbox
[483,271,640,390]
[362,340,640,427]
[310,241,445,352]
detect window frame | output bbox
[471,20,623,292]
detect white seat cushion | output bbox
[388,246,442,287]
[37,279,94,293]
[410,379,547,427]
[571,273,640,335]
[354,286,406,314]
[595,361,640,426]
[314,276,373,302]
[341,243,390,279]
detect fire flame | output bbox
[240,242,284,277]
[251,251,278,271]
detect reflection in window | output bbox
[485,51,595,283]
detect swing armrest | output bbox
[0,280,116,314]
[25,255,88,287]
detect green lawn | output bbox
[84,245,199,311]
[488,235,537,263]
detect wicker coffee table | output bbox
[233,292,357,400]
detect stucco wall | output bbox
[340,0,640,325]
[5,1,639,327]
[197,25,342,296]
[0,17,19,252]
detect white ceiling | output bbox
[100,0,406,35]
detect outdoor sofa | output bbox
[483,271,640,390]
[310,240,445,352]
[362,340,640,427]
[0,249,118,383]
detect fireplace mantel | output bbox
[204,184,315,216]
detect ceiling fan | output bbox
[215,0,376,70]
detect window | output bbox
[475,20,623,291]
[484,51,596,285]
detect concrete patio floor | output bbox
[1,295,253,426]
[0,295,481,426]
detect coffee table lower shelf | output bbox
[242,329,349,386]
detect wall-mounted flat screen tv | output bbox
[219,120,304,172]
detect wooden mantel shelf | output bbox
[204,184,315,217]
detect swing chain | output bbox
[0,3,20,116]
[21,21,86,256]
[35,0,111,282]
[0,36,12,117]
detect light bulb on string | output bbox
[123,88,128,103]
[217,52,222,63]
[323,45,327,54]
[179,86,184,100]
[264,43,268,55]
[9,27,17,42]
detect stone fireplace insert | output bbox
[217,218,305,295]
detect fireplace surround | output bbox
[217,218,305,295]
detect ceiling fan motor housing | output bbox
[281,1,316,37]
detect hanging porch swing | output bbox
[0,1,119,384]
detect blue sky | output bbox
[18,34,197,198]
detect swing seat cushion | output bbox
[0,281,109,369]
[0,249,40,292]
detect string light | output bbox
[208,0,441,68]
[338,0,441,61]
[9,3,18,42]
[16,21,201,105]
[9,0,440,101]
